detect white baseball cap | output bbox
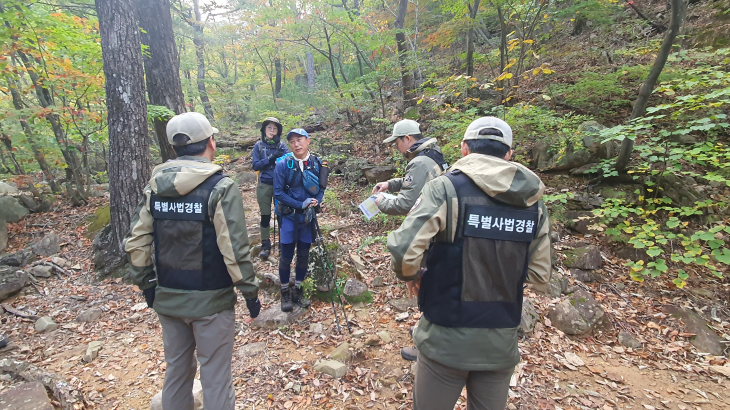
[383,119,421,143]
[462,117,513,148]
[166,112,219,145]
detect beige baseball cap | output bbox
[166,112,219,145]
[462,117,513,148]
[383,119,421,143]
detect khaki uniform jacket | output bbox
[377,138,446,216]
[123,156,258,319]
[387,154,551,371]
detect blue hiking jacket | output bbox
[273,155,326,220]
[252,140,289,185]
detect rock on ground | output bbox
[1,249,34,267]
[31,265,53,278]
[77,308,103,323]
[618,331,642,349]
[371,276,385,287]
[520,298,539,334]
[548,290,605,335]
[563,246,603,270]
[237,341,267,358]
[314,360,347,379]
[309,323,323,334]
[0,219,6,253]
[0,196,29,223]
[361,165,397,184]
[151,379,203,410]
[329,342,351,362]
[250,306,306,329]
[570,269,597,283]
[0,271,28,302]
[377,331,392,344]
[84,341,102,363]
[0,182,19,194]
[343,278,367,297]
[35,317,58,333]
[0,381,53,410]
[665,306,723,356]
[388,298,417,312]
[32,232,61,257]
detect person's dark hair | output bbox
[172,134,211,156]
[465,139,510,158]
[398,133,425,141]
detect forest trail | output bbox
[2,163,730,410]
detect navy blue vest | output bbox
[150,173,232,291]
[419,170,539,328]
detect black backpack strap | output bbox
[418,149,449,171]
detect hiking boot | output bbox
[292,286,311,309]
[260,240,272,259]
[401,346,418,361]
[280,288,293,312]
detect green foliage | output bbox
[357,235,388,252]
[148,105,176,122]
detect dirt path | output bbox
[1,171,730,409]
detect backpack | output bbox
[274,154,326,216]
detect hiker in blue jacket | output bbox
[273,128,327,312]
[251,117,288,259]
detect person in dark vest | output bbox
[372,119,449,362]
[386,117,551,410]
[124,112,260,410]
[252,117,288,259]
[273,128,327,312]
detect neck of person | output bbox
[293,151,309,161]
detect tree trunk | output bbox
[192,0,215,121]
[0,128,24,175]
[394,0,413,107]
[306,52,315,90]
[136,0,185,162]
[274,57,282,97]
[615,0,684,172]
[96,0,152,269]
[497,6,508,102]
[465,0,481,77]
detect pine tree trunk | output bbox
[192,0,215,121]
[136,0,184,162]
[394,0,413,108]
[615,0,684,172]
[96,0,151,268]
[274,57,282,97]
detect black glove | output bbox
[142,287,156,308]
[273,149,285,159]
[245,297,261,318]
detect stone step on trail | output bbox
[250,306,307,329]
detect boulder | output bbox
[548,290,605,335]
[237,171,257,186]
[0,270,28,302]
[0,196,29,223]
[77,308,103,323]
[31,232,60,257]
[87,185,107,198]
[388,298,417,312]
[317,138,353,157]
[371,276,385,287]
[18,195,40,213]
[0,249,34,267]
[361,166,397,184]
[571,269,597,283]
[237,341,267,358]
[92,225,125,275]
[613,244,649,262]
[343,278,367,297]
[151,379,203,410]
[84,341,102,363]
[35,317,58,333]
[563,246,602,270]
[547,271,569,297]
[0,182,19,195]
[31,265,53,278]
[314,360,347,379]
[532,121,619,171]
[0,219,6,253]
[0,381,53,410]
[329,342,351,362]
[657,173,703,207]
[565,211,601,236]
[250,306,306,329]
[665,306,723,356]
[618,331,642,349]
[569,163,600,176]
[341,158,369,182]
[520,298,540,334]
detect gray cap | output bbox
[383,119,421,143]
[462,117,512,148]
[166,112,219,145]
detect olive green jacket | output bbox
[387,153,551,371]
[123,156,258,318]
[377,138,446,216]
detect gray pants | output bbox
[414,353,513,410]
[158,309,236,410]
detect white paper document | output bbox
[359,193,396,220]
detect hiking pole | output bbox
[314,218,352,334]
